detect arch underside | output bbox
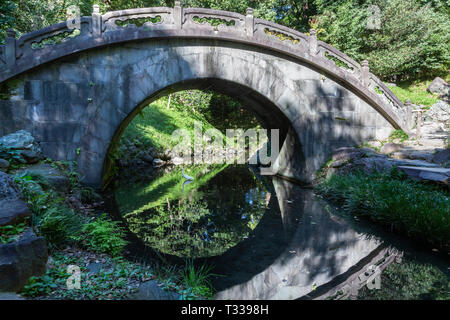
[0,39,395,187]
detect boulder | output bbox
[380,143,403,155]
[352,157,393,174]
[15,164,70,193]
[0,130,42,163]
[0,172,21,200]
[426,100,450,128]
[0,130,36,150]
[331,147,363,162]
[0,199,31,227]
[398,166,449,185]
[432,149,450,166]
[132,280,181,300]
[426,77,449,100]
[0,228,48,292]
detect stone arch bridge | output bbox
[0,3,412,187]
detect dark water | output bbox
[113,164,449,299]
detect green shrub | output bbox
[316,170,450,247]
[388,129,409,142]
[38,206,84,247]
[316,0,450,81]
[75,214,128,257]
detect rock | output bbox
[426,100,450,128]
[0,199,31,226]
[331,147,363,162]
[432,149,450,166]
[407,151,434,162]
[0,130,42,164]
[0,130,35,150]
[391,150,410,160]
[0,228,48,292]
[86,262,105,275]
[389,158,440,168]
[352,157,393,174]
[426,77,449,99]
[15,164,70,193]
[380,143,403,155]
[0,172,21,200]
[0,159,9,170]
[20,150,40,164]
[330,159,348,168]
[132,280,181,300]
[152,158,165,167]
[398,166,449,185]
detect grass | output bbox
[181,259,216,299]
[121,97,218,153]
[316,170,450,248]
[388,80,440,107]
[14,166,128,257]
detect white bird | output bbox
[182,168,194,181]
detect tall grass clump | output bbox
[316,170,450,248]
[182,259,215,299]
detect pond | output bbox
[112,164,449,300]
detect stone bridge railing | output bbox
[0,2,410,132]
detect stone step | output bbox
[398,166,449,185]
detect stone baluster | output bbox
[245,8,254,37]
[174,1,183,29]
[361,60,369,87]
[308,29,317,56]
[5,29,16,69]
[92,4,102,37]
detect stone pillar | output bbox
[309,29,317,56]
[405,100,413,132]
[174,1,183,29]
[245,8,254,37]
[5,29,16,69]
[92,4,102,37]
[361,60,369,87]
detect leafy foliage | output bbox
[74,214,128,257]
[0,220,28,244]
[316,0,450,81]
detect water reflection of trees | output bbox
[116,165,271,258]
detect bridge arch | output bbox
[0,4,410,187]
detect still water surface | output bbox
[114,164,448,299]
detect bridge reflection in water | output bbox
[114,164,396,300]
[212,176,389,300]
